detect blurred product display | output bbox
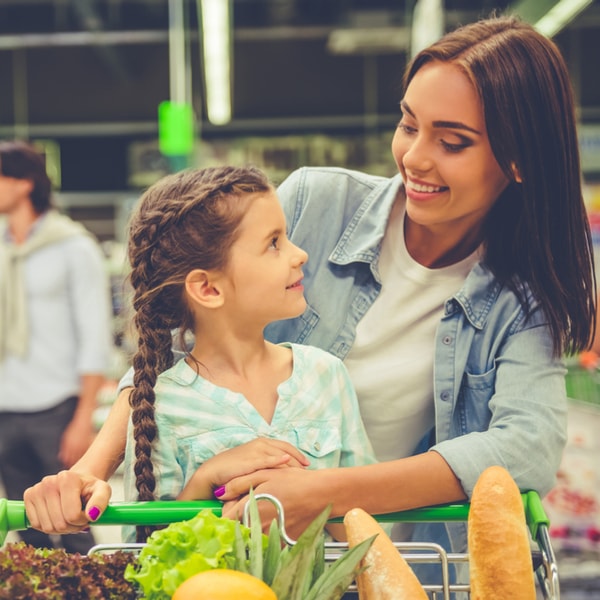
[543,354,600,596]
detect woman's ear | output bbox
[185,269,224,308]
[511,162,522,184]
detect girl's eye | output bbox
[269,236,279,250]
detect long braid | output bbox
[128,196,181,540]
[126,165,272,542]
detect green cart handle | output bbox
[1,491,549,544]
[0,499,223,539]
[523,490,550,540]
[329,491,550,540]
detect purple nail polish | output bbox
[87,506,101,521]
[214,485,225,498]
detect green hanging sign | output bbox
[158,101,195,156]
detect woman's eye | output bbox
[397,121,417,135]
[440,139,471,153]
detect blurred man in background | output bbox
[0,140,112,552]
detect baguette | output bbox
[468,466,536,599]
[343,507,428,600]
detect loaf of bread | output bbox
[343,507,428,600]
[468,465,536,599]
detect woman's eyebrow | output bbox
[400,100,482,135]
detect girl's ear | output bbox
[185,269,224,308]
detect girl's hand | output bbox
[177,438,310,500]
[23,469,112,534]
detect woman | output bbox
[25,15,595,562]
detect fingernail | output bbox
[214,486,225,498]
[87,506,101,521]
[81,527,91,533]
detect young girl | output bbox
[122,165,375,541]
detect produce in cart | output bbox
[172,569,276,600]
[0,542,137,599]
[124,494,374,600]
[1,485,560,598]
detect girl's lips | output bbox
[286,278,304,289]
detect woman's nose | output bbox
[402,136,434,174]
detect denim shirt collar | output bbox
[328,173,403,276]
[451,262,504,330]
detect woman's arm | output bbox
[24,387,131,533]
[220,451,466,539]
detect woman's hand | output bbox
[217,453,468,539]
[177,438,310,501]
[219,467,331,539]
[23,469,112,534]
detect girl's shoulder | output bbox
[284,341,345,371]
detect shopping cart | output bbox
[0,491,559,599]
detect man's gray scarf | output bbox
[0,210,94,361]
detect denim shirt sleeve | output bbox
[431,288,568,500]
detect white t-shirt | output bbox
[344,200,479,463]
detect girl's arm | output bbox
[24,387,131,533]
[177,438,310,500]
[72,386,130,480]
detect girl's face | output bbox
[391,60,510,236]
[221,190,308,328]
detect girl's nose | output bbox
[292,243,308,266]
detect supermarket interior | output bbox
[1,1,600,598]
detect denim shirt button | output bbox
[440,391,451,401]
[442,335,452,345]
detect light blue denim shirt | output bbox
[265,166,567,557]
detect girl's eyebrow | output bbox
[400,100,482,135]
[263,227,283,242]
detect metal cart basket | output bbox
[0,490,559,599]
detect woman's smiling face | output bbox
[392,60,510,235]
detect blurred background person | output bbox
[0,140,112,552]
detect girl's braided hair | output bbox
[126,165,272,541]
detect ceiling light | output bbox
[411,0,444,57]
[199,0,232,126]
[534,0,593,36]
[512,0,593,37]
